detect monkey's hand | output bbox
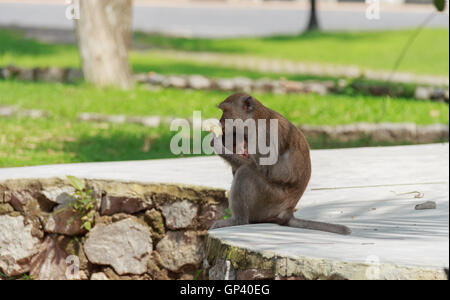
[211,136,252,168]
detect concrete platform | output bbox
[1,143,449,279]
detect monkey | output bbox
[210,93,351,235]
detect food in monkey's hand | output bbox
[204,120,223,138]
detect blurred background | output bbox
[0,0,448,167]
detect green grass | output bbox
[0,80,448,167]
[1,81,448,125]
[0,28,448,168]
[134,29,450,76]
[1,28,449,76]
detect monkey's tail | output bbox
[287,217,352,235]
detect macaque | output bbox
[209,93,351,235]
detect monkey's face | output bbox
[217,93,255,127]
[217,93,255,158]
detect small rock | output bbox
[163,76,188,89]
[251,78,273,93]
[35,67,67,82]
[156,231,203,272]
[208,258,236,280]
[415,87,432,100]
[188,75,211,90]
[105,115,126,124]
[147,72,166,85]
[415,201,437,210]
[233,77,253,92]
[66,68,83,83]
[215,78,235,91]
[84,218,152,275]
[16,68,35,81]
[161,200,198,230]
[0,105,18,117]
[305,82,328,95]
[280,80,304,93]
[0,67,12,80]
[0,215,42,276]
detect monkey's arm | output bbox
[212,136,253,170]
[218,152,252,169]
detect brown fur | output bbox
[211,93,351,235]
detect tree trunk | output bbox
[306,0,319,32]
[75,0,133,89]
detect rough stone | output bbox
[156,231,203,272]
[84,218,152,275]
[415,201,437,210]
[41,186,76,204]
[45,204,86,236]
[161,200,198,230]
[30,236,69,280]
[236,268,274,280]
[198,204,226,229]
[0,215,42,276]
[141,209,165,242]
[9,190,45,216]
[209,258,236,280]
[91,272,109,280]
[100,193,152,216]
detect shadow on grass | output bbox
[0,28,61,56]
[60,130,206,163]
[58,129,418,164]
[132,61,336,81]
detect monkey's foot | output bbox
[210,219,236,230]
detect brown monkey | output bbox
[210,93,351,235]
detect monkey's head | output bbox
[216,93,259,158]
[217,93,256,128]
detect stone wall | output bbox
[0,178,228,280]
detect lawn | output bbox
[0,80,448,167]
[134,29,449,76]
[0,28,449,168]
[1,28,449,76]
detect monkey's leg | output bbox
[287,218,351,235]
[210,165,256,230]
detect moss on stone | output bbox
[0,203,14,214]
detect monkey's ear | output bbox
[243,96,254,113]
